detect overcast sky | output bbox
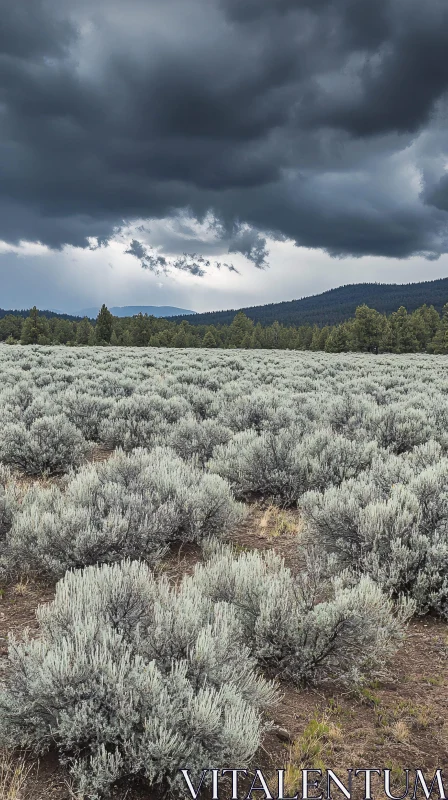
[2,0,448,314]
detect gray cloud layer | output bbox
[1,0,448,261]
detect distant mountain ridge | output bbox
[169,278,448,328]
[78,305,196,318]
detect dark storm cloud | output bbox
[426,175,448,213]
[1,0,448,261]
[227,228,270,269]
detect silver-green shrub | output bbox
[367,405,434,454]
[0,560,276,799]
[302,458,448,616]
[209,427,377,505]
[3,447,243,578]
[61,390,115,441]
[0,465,17,544]
[0,415,89,475]
[218,390,296,434]
[193,545,412,685]
[163,416,233,466]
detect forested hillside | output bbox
[170,277,448,327]
[0,308,83,322]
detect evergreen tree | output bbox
[95,305,114,344]
[351,305,386,353]
[265,320,282,349]
[203,330,217,347]
[317,325,330,350]
[250,322,264,349]
[0,315,23,341]
[429,303,448,354]
[53,319,74,345]
[379,318,394,352]
[413,304,444,352]
[21,307,50,345]
[296,325,313,350]
[122,329,133,347]
[229,312,254,347]
[158,329,174,347]
[325,324,349,352]
[310,325,321,351]
[130,313,150,346]
[389,306,419,353]
[173,321,189,348]
[76,317,93,345]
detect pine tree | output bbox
[0,315,23,341]
[20,307,50,345]
[379,318,394,352]
[296,325,313,350]
[158,329,174,347]
[203,330,217,347]
[429,303,448,354]
[173,321,189,348]
[351,305,386,353]
[316,325,330,350]
[95,305,114,344]
[389,306,419,353]
[325,324,348,352]
[53,319,74,345]
[310,325,321,351]
[229,312,254,347]
[410,304,440,351]
[76,317,92,345]
[130,313,150,346]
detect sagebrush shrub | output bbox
[61,390,114,441]
[163,416,233,466]
[3,447,243,578]
[0,560,276,799]
[0,465,17,542]
[367,405,433,454]
[218,391,296,434]
[193,545,412,685]
[209,427,376,505]
[302,458,448,616]
[0,415,89,475]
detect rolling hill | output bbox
[169,278,448,327]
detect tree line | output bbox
[2,302,448,353]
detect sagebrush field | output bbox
[0,346,447,799]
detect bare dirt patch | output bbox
[88,445,115,464]
[229,502,304,570]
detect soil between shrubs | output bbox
[0,504,447,800]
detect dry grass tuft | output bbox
[259,504,300,538]
[12,579,30,598]
[390,719,411,743]
[0,751,31,800]
[282,713,340,795]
